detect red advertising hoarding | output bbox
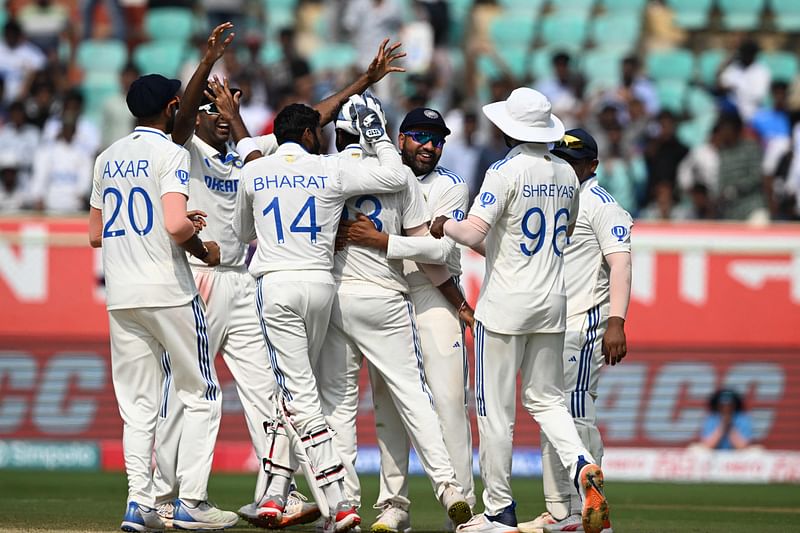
[1,218,799,451]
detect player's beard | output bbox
[402,144,439,176]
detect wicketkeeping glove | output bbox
[355,92,391,153]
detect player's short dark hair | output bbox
[274,103,320,145]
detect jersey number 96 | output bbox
[520,207,569,257]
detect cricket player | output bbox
[518,129,631,533]
[317,95,473,533]
[340,107,475,530]
[148,29,406,531]
[232,97,407,532]
[430,88,610,533]
[88,73,235,532]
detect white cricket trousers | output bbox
[542,305,607,519]
[372,283,475,509]
[109,297,221,506]
[318,282,462,508]
[152,266,279,505]
[256,271,348,488]
[474,321,595,516]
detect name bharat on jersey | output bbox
[252,174,329,190]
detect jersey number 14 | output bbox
[262,196,322,243]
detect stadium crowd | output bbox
[0,0,799,221]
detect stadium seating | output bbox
[589,13,641,50]
[646,49,695,82]
[718,0,766,30]
[548,0,595,18]
[581,48,624,87]
[539,14,589,50]
[665,0,713,30]
[76,39,127,74]
[133,41,187,78]
[259,41,283,65]
[685,86,718,119]
[489,15,537,48]
[760,50,799,82]
[309,43,357,73]
[143,7,194,43]
[655,79,688,112]
[478,46,529,81]
[771,0,800,31]
[529,48,555,80]
[600,0,648,13]
[697,48,728,86]
[498,0,546,17]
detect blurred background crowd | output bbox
[1,0,800,222]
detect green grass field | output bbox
[0,470,797,532]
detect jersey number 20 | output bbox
[103,186,154,238]
[262,196,321,243]
[520,207,569,257]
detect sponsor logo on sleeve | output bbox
[479,192,496,208]
[176,169,190,185]
[612,225,628,242]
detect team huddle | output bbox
[89,24,632,533]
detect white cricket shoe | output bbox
[543,514,614,533]
[282,489,322,527]
[574,460,609,533]
[518,511,557,533]
[172,499,239,530]
[441,485,472,528]
[256,495,286,527]
[156,502,174,529]
[317,502,362,532]
[121,501,165,532]
[370,503,411,533]
[456,514,518,532]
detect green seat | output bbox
[600,0,647,12]
[548,0,595,17]
[761,51,798,82]
[771,0,800,31]
[498,0,546,16]
[489,15,536,48]
[677,118,713,146]
[655,80,688,112]
[697,48,727,86]
[529,48,555,80]
[263,0,298,8]
[144,7,194,43]
[76,39,127,74]
[581,48,624,86]
[666,0,712,29]
[718,0,765,30]
[590,13,641,49]
[309,43,358,72]
[133,41,186,78]
[646,48,694,82]
[259,41,283,65]
[539,15,589,50]
[478,46,529,80]
[267,6,295,33]
[685,87,717,118]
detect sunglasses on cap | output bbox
[198,102,220,115]
[553,134,584,150]
[403,131,446,148]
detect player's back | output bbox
[241,142,347,276]
[472,144,579,334]
[334,144,429,292]
[92,127,196,310]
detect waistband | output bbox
[259,270,334,284]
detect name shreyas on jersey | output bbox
[253,175,328,190]
[522,183,576,199]
[102,159,150,179]
[205,175,239,193]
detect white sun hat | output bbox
[482,87,565,143]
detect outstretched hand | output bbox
[205,75,240,123]
[366,38,406,84]
[204,22,235,63]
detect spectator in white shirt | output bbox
[0,19,47,104]
[0,100,41,183]
[43,89,101,158]
[719,40,771,121]
[0,152,26,212]
[29,118,92,213]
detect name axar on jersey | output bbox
[233,102,407,531]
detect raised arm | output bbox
[171,23,235,146]
[313,38,405,126]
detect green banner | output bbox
[0,440,99,470]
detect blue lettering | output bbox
[280,175,293,188]
[103,162,111,179]
[293,175,305,188]
[254,177,265,191]
[266,176,279,188]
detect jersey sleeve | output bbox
[334,142,406,197]
[432,181,469,221]
[90,156,103,209]
[386,234,451,264]
[401,171,431,230]
[255,134,279,156]
[232,179,256,242]
[468,169,508,226]
[592,201,633,256]
[159,145,191,198]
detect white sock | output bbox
[265,475,291,501]
[321,480,345,514]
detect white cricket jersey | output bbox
[234,141,407,277]
[404,165,469,289]
[469,143,580,334]
[334,144,430,292]
[564,176,633,318]
[182,133,278,268]
[90,126,195,310]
